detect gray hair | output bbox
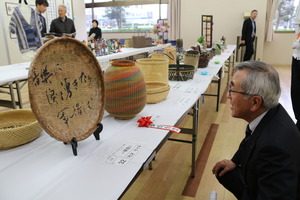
[58,4,67,10]
[234,60,281,110]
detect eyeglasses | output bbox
[228,85,257,97]
[228,89,251,96]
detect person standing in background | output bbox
[50,4,76,38]
[35,0,48,37]
[292,22,300,131]
[241,10,257,61]
[88,20,102,40]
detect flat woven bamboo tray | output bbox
[0,109,42,150]
[28,38,105,142]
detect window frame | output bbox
[85,0,169,33]
[273,0,299,33]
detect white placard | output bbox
[106,143,143,166]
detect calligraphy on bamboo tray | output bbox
[28,38,105,142]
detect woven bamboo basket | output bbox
[0,109,42,150]
[169,64,195,81]
[146,81,170,104]
[150,50,168,61]
[198,52,210,68]
[28,38,105,142]
[136,58,169,85]
[184,50,200,70]
[163,46,176,64]
[104,60,146,120]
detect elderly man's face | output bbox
[227,69,254,122]
[58,6,66,18]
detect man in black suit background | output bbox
[212,61,300,199]
[241,10,257,61]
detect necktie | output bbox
[245,124,252,141]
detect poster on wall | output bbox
[46,0,57,31]
[63,0,73,20]
[5,2,18,16]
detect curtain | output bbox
[167,0,181,41]
[265,0,280,42]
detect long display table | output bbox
[0,45,236,200]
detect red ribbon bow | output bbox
[137,116,153,127]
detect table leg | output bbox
[8,83,17,109]
[216,70,222,112]
[191,100,199,178]
[15,81,23,109]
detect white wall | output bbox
[72,0,87,42]
[0,8,9,65]
[263,32,294,65]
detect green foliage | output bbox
[103,6,127,29]
[197,36,205,44]
[274,0,296,30]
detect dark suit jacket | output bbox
[49,16,76,38]
[232,104,300,200]
[242,18,256,43]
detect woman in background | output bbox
[88,19,102,40]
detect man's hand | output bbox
[212,159,237,177]
[241,40,245,45]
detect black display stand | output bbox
[201,15,213,48]
[64,123,103,156]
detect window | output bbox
[85,1,168,32]
[274,0,299,32]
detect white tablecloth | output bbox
[0,45,236,200]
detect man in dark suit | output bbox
[212,61,300,199]
[241,10,257,61]
[35,0,48,37]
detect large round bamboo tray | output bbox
[146,81,170,104]
[0,110,42,150]
[28,38,105,142]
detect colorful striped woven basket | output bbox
[104,60,147,119]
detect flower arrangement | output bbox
[153,21,170,34]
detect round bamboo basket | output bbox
[163,46,176,64]
[146,81,170,104]
[150,50,169,61]
[28,38,105,142]
[0,110,42,150]
[136,58,169,85]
